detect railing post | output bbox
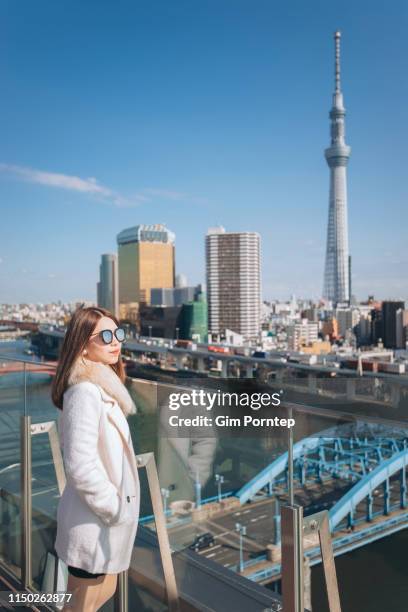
[135,452,180,612]
[303,510,342,612]
[20,414,32,589]
[281,504,304,612]
[114,569,128,612]
[318,513,342,612]
[281,404,305,611]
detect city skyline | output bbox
[0,1,407,303]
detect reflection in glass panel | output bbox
[0,354,26,580]
[7,341,408,610]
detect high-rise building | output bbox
[96,253,119,318]
[303,307,319,322]
[176,273,188,288]
[180,292,208,343]
[335,307,360,337]
[370,306,383,345]
[321,317,339,340]
[396,308,408,349]
[117,224,175,306]
[205,226,261,341]
[287,319,319,351]
[139,304,182,338]
[355,313,372,347]
[382,300,405,348]
[323,31,351,305]
[150,285,202,307]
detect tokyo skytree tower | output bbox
[322,31,351,305]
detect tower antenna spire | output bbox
[323,30,351,306]
[334,31,341,94]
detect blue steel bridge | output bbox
[167,422,408,585]
[234,422,408,582]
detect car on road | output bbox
[175,339,198,350]
[189,532,215,552]
[252,350,269,359]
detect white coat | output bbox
[54,358,140,574]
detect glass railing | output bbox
[1,344,407,611]
[118,355,408,612]
[0,352,284,611]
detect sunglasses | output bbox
[90,327,126,345]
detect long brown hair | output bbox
[51,306,126,410]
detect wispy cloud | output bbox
[143,188,187,201]
[142,188,210,206]
[0,163,147,208]
[0,162,210,208]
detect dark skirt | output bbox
[68,565,106,579]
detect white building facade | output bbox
[206,227,261,342]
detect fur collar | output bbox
[67,356,137,418]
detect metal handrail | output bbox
[0,355,57,366]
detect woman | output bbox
[52,306,140,611]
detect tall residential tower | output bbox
[323,31,351,305]
[206,226,261,342]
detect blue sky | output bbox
[0,0,407,303]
